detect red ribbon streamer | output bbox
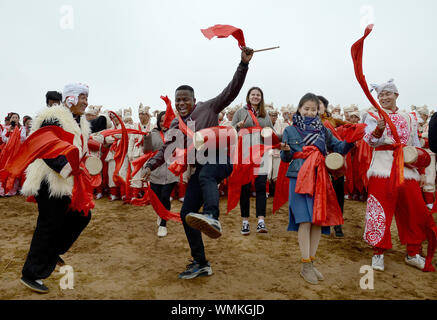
[351,24,404,187]
[161,96,176,129]
[0,126,94,215]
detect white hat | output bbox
[417,105,430,116]
[85,105,102,116]
[123,107,133,120]
[343,105,356,113]
[62,83,89,108]
[349,111,361,119]
[287,104,297,113]
[138,103,151,115]
[370,79,399,95]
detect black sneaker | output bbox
[178,261,213,280]
[334,225,344,238]
[241,222,250,235]
[20,277,49,294]
[185,213,222,239]
[256,221,268,233]
[57,256,65,267]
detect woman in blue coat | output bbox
[280,93,355,285]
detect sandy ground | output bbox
[0,195,436,300]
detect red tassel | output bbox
[161,96,176,129]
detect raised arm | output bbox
[203,47,253,114]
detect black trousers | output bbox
[180,158,233,265]
[150,182,177,227]
[22,181,91,280]
[331,176,345,227]
[240,175,268,218]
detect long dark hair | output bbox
[8,112,21,128]
[246,87,267,118]
[296,93,320,116]
[317,95,331,117]
[156,111,166,131]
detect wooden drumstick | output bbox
[253,46,280,53]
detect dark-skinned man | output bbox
[143,47,254,279]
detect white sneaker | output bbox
[426,204,433,210]
[405,254,425,270]
[95,193,103,200]
[170,197,174,201]
[178,197,184,202]
[157,217,162,226]
[372,254,384,271]
[109,195,119,201]
[157,226,168,237]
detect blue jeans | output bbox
[180,157,233,265]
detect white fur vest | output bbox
[21,105,91,198]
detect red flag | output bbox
[161,96,176,129]
[201,24,246,49]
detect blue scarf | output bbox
[292,113,326,155]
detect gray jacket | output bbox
[144,129,180,185]
[232,105,275,130]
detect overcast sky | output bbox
[1,0,436,123]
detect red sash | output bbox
[292,146,343,226]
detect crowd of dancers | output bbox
[1,43,436,294]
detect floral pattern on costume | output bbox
[386,114,410,145]
[364,194,386,246]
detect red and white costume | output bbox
[105,110,124,200]
[0,125,27,196]
[128,118,152,198]
[363,106,428,256]
[1,125,27,144]
[412,106,436,208]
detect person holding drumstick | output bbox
[280,93,354,285]
[143,47,254,279]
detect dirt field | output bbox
[1,195,436,300]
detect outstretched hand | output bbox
[241,46,254,64]
[143,167,152,182]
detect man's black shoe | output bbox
[20,277,49,294]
